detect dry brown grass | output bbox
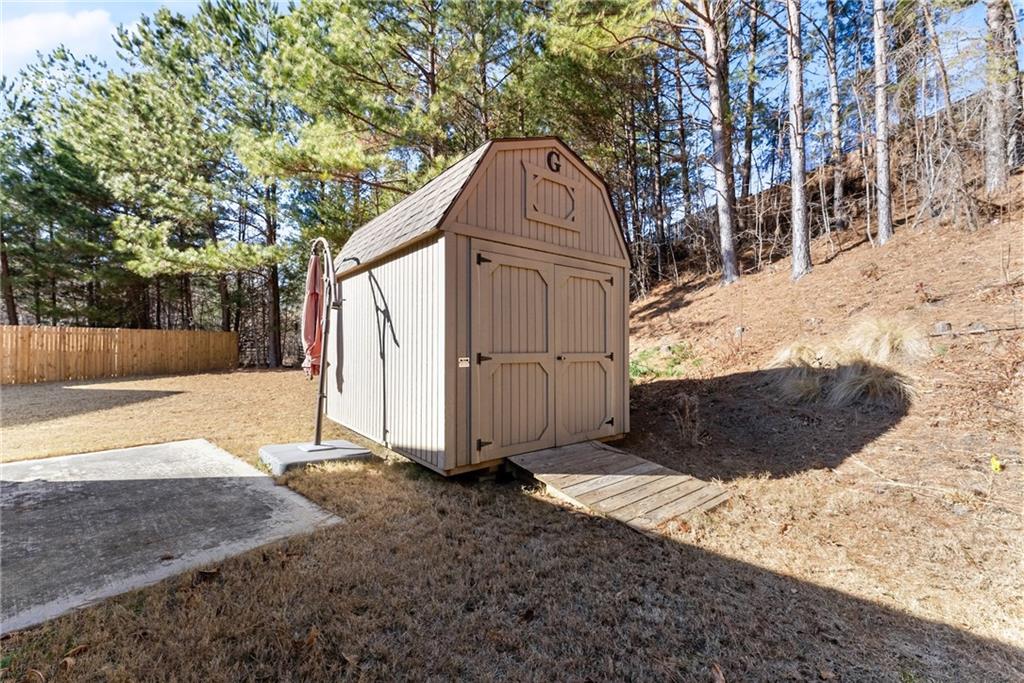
[766,319,922,408]
[2,216,1023,680]
[0,370,357,465]
[3,370,1022,680]
[843,317,930,365]
[767,341,831,402]
[825,356,916,408]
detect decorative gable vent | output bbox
[523,158,581,232]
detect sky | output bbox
[1,0,201,79]
[1,0,1005,82]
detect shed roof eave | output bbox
[333,141,492,275]
[333,230,444,281]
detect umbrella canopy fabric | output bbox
[301,253,323,378]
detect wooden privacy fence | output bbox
[1,326,238,385]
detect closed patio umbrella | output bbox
[301,252,323,379]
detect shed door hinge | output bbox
[607,275,614,285]
[605,417,614,426]
[605,352,614,361]
[476,439,492,451]
[476,353,492,364]
[476,254,492,265]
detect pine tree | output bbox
[2,60,153,327]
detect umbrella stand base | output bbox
[297,443,339,452]
[259,440,372,476]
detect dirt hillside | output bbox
[623,189,1023,652]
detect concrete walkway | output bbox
[1,439,339,632]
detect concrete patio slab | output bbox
[0,439,340,633]
[258,439,371,476]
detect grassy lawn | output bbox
[1,221,1022,680]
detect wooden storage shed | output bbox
[325,137,630,475]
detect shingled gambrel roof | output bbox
[335,142,491,274]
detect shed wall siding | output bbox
[448,145,625,262]
[326,237,446,469]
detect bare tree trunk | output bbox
[650,60,666,277]
[627,105,643,243]
[740,0,760,198]
[698,0,740,283]
[826,0,845,227]
[155,279,162,329]
[204,217,232,332]
[1005,0,1023,164]
[265,182,283,367]
[135,279,151,329]
[49,282,57,325]
[788,0,812,278]
[181,274,194,328]
[425,6,441,161]
[673,52,693,218]
[0,226,18,325]
[47,225,57,325]
[922,2,978,229]
[233,275,242,332]
[874,0,894,244]
[921,5,955,126]
[892,0,922,126]
[984,0,1011,193]
[478,52,489,143]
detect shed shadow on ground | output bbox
[1,385,183,427]
[0,446,1020,679]
[8,455,1020,681]
[623,365,910,482]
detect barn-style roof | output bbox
[335,142,491,274]
[335,136,626,275]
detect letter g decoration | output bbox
[546,150,562,173]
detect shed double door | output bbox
[472,247,619,462]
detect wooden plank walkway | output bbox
[510,441,729,535]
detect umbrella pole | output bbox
[259,238,372,472]
[303,237,337,451]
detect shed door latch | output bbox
[476,353,492,364]
[476,254,492,265]
[476,439,492,451]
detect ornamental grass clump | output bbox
[769,318,926,409]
